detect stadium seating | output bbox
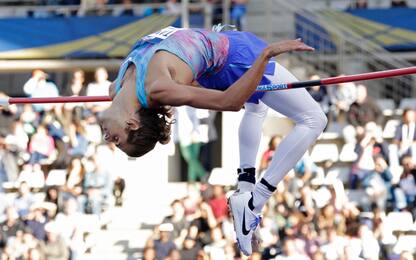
[310,143,339,162]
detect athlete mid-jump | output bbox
[99,26,327,255]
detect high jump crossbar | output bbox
[0,66,415,106]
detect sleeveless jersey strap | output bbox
[135,59,149,109]
[115,57,133,95]
[115,55,149,108]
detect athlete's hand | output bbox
[265,38,314,58]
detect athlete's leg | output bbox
[252,62,327,212]
[237,102,268,192]
[229,62,326,256]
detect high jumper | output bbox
[1,26,416,256]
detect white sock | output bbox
[252,178,276,214]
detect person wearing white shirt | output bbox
[86,67,111,111]
[23,69,59,112]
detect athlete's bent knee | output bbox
[299,110,327,134]
[244,102,268,119]
[314,110,328,132]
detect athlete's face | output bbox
[99,106,140,156]
[99,109,127,147]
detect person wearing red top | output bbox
[28,124,55,165]
[258,135,282,175]
[208,185,229,222]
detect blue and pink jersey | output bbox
[115,27,275,107]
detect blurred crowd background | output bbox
[0,67,127,260]
[0,0,415,259]
[1,60,415,260]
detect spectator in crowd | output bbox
[294,152,323,186]
[0,92,17,134]
[348,0,368,9]
[328,79,357,124]
[6,120,29,154]
[180,235,203,259]
[13,182,37,218]
[320,227,346,260]
[113,176,125,207]
[276,238,309,260]
[188,200,217,247]
[361,156,393,210]
[344,84,383,144]
[68,121,89,157]
[142,246,157,260]
[45,186,65,214]
[348,85,382,125]
[203,226,229,259]
[393,108,416,161]
[307,74,330,118]
[63,157,85,206]
[64,69,86,97]
[40,112,68,168]
[54,198,85,260]
[164,0,181,15]
[95,142,127,207]
[83,110,102,146]
[118,0,134,16]
[82,156,112,215]
[23,69,59,112]
[359,223,380,260]
[28,124,56,165]
[39,221,70,260]
[391,0,408,7]
[351,122,389,188]
[26,203,55,242]
[87,67,111,96]
[362,156,393,209]
[0,206,25,239]
[0,134,19,191]
[78,0,111,16]
[146,223,177,260]
[162,199,188,248]
[231,0,249,31]
[20,104,38,135]
[197,109,218,173]
[174,106,207,182]
[294,186,316,221]
[141,0,164,16]
[3,226,41,260]
[258,135,282,176]
[63,69,87,123]
[208,185,228,223]
[396,155,416,211]
[86,67,111,113]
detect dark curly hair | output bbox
[125,106,173,157]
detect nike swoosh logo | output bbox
[242,208,251,236]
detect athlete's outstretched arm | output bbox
[149,39,313,111]
[222,39,314,110]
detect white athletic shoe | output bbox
[228,191,262,256]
